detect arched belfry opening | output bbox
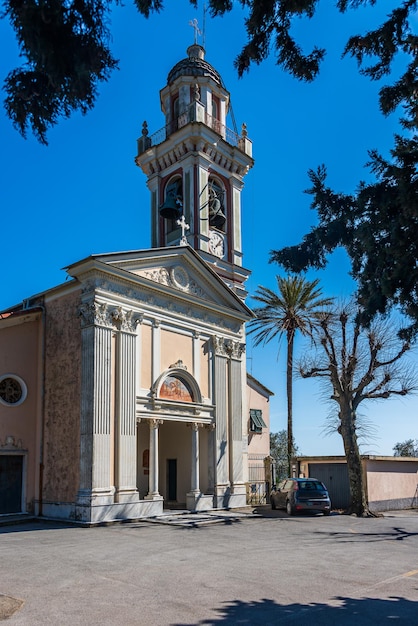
[208,176,226,231]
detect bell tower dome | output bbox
[135,44,254,299]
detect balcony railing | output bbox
[137,102,251,156]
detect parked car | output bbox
[270,478,331,515]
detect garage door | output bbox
[309,463,350,510]
[0,455,23,514]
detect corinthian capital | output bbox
[213,336,229,357]
[111,307,142,333]
[79,301,112,328]
[229,340,246,359]
[213,336,245,359]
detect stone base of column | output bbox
[186,492,214,512]
[76,488,115,506]
[215,484,231,508]
[214,492,247,509]
[71,498,164,524]
[231,482,247,497]
[114,488,139,504]
[214,484,247,509]
[144,493,164,502]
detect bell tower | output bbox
[135,44,254,299]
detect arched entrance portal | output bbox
[136,364,215,511]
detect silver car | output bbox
[270,478,331,515]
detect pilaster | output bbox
[192,330,201,386]
[113,308,139,503]
[152,319,161,383]
[77,300,114,505]
[213,336,229,488]
[228,340,246,495]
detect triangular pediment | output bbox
[65,245,253,321]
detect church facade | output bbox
[0,44,271,524]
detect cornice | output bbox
[135,125,253,179]
[136,395,214,424]
[77,268,245,335]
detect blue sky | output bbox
[1,0,416,455]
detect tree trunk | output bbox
[339,403,372,516]
[287,331,294,476]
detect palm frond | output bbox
[248,275,333,349]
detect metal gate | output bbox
[247,463,269,505]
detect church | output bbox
[0,43,272,523]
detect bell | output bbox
[208,184,226,229]
[159,196,182,220]
[210,210,226,229]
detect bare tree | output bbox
[299,304,416,516]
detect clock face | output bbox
[209,231,224,258]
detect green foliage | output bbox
[3,0,118,144]
[249,275,333,347]
[393,438,418,457]
[136,1,417,119]
[253,1,418,335]
[134,0,165,18]
[270,430,299,481]
[3,0,417,142]
[272,135,418,337]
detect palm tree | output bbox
[248,276,333,474]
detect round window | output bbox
[0,375,27,407]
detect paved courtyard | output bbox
[1,508,417,624]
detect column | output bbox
[114,309,139,503]
[189,423,200,494]
[187,422,213,511]
[145,419,163,500]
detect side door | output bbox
[0,455,23,514]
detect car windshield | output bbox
[298,481,325,492]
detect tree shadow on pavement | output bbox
[172,596,418,625]
[314,526,418,542]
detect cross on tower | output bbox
[189,18,201,44]
[176,215,190,246]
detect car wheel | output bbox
[324,510,331,516]
[286,500,294,516]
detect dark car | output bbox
[270,478,331,515]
